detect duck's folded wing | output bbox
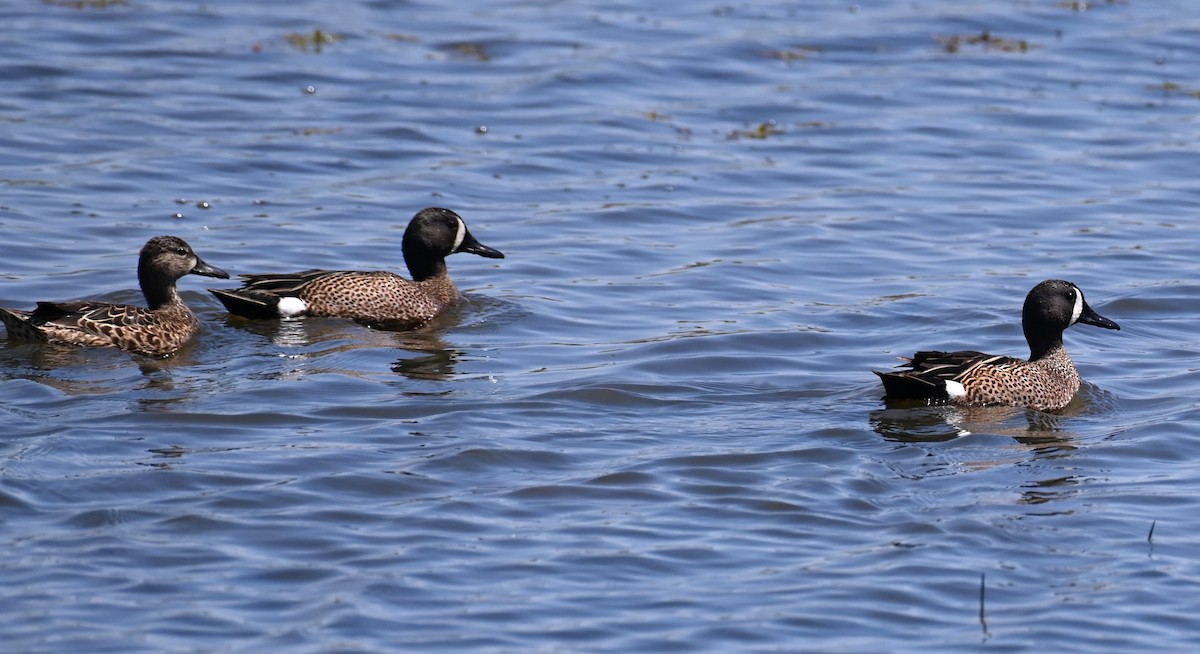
[906,350,1019,379]
[33,301,156,329]
[876,350,1020,400]
[234,269,345,294]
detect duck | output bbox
[875,279,1120,411]
[0,235,230,357]
[209,207,504,329]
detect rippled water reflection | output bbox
[4,0,1200,651]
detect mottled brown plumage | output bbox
[875,279,1120,411]
[0,236,229,357]
[209,207,504,329]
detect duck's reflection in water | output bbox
[871,402,1078,445]
[868,386,1121,508]
[0,340,179,398]
[390,346,459,381]
[223,314,463,382]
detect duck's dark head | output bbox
[138,235,229,308]
[1022,279,1118,359]
[401,207,504,280]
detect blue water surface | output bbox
[3,0,1200,651]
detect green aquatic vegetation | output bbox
[728,121,785,140]
[762,45,822,63]
[1059,0,1127,9]
[1149,81,1200,98]
[937,32,1037,54]
[295,127,344,136]
[447,42,491,61]
[43,0,126,7]
[285,29,342,53]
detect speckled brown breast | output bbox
[961,348,1081,411]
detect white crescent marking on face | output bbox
[277,296,308,317]
[1070,286,1084,325]
[453,217,466,251]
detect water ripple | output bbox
[4,0,1200,652]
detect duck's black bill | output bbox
[1078,303,1119,331]
[458,232,505,259]
[191,259,231,279]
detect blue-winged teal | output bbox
[875,279,1120,411]
[0,236,229,357]
[209,207,504,329]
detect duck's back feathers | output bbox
[875,351,1018,401]
[205,287,281,320]
[234,269,343,294]
[1,295,202,355]
[208,269,342,319]
[0,235,227,357]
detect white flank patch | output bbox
[453,217,467,251]
[1069,286,1084,325]
[277,296,308,317]
[944,379,967,399]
